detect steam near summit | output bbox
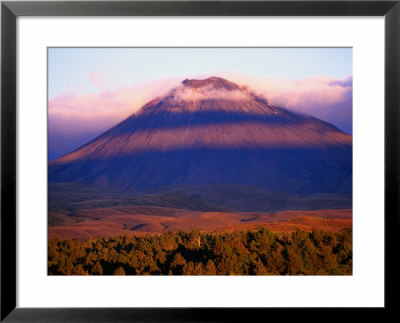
[49,77,352,194]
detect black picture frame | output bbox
[1,0,399,321]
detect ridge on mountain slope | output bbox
[49,77,352,194]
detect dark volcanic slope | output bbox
[49,77,352,194]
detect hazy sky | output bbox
[48,47,352,161]
[49,47,352,98]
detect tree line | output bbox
[48,227,352,275]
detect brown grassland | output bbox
[48,207,351,240]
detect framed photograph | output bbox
[1,0,399,321]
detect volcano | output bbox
[48,77,352,194]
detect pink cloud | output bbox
[48,77,181,136]
[219,72,352,112]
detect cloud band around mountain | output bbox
[48,74,352,160]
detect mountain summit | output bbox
[49,77,352,194]
[182,76,242,90]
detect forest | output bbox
[48,227,352,275]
